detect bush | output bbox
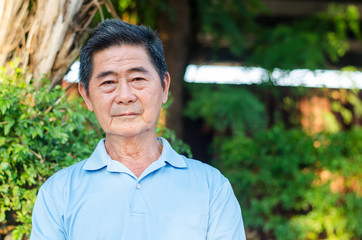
[185,84,362,239]
[214,126,362,239]
[0,66,101,238]
[185,84,266,136]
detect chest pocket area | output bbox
[158,211,208,240]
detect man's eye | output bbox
[102,80,115,85]
[133,78,144,81]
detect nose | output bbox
[114,82,137,104]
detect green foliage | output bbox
[247,4,361,70]
[0,66,101,239]
[248,22,327,70]
[96,1,361,73]
[185,84,362,239]
[196,0,262,56]
[0,65,190,239]
[97,0,263,57]
[97,0,172,27]
[214,126,361,239]
[185,84,266,136]
[329,86,362,128]
[321,4,361,62]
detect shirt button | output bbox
[136,183,141,189]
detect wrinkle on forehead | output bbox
[91,45,157,80]
[95,67,150,80]
[94,45,151,64]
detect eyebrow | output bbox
[126,67,150,75]
[95,67,150,79]
[96,71,116,79]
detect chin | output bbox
[106,127,152,139]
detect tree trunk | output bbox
[157,0,191,138]
[0,0,104,88]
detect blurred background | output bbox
[0,0,361,239]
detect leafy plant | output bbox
[248,4,361,70]
[185,83,361,239]
[214,126,361,239]
[0,65,101,239]
[185,84,266,136]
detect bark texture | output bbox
[0,0,104,88]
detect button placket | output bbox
[130,181,146,214]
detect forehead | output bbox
[92,45,153,69]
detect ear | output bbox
[162,72,171,104]
[78,83,94,111]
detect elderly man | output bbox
[30,19,246,240]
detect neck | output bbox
[104,133,162,178]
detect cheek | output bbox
[90,96,113,119]
[141,93,163,119]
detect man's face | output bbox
[79,45,170,139]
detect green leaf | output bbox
[4,119,15,135]
[0,184,9,193]
[0,209,6,222]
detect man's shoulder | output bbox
[182,156,218,171]
[41,159,88,191]
[180,156,229,186]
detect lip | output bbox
[114,112,139,117]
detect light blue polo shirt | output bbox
[30,138,246,240]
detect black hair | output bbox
[79,19,167,94]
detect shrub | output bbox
[214,126,362,239]
[185,84,266,136]
[185,84,362,239]
[0,66,101,238]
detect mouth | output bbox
[114,112,139,117]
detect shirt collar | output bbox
[83,139,109,170]
[158,137,187,168]
[83,137,187,171]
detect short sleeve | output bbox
[207,180,246,240]
[30,186,66,240]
